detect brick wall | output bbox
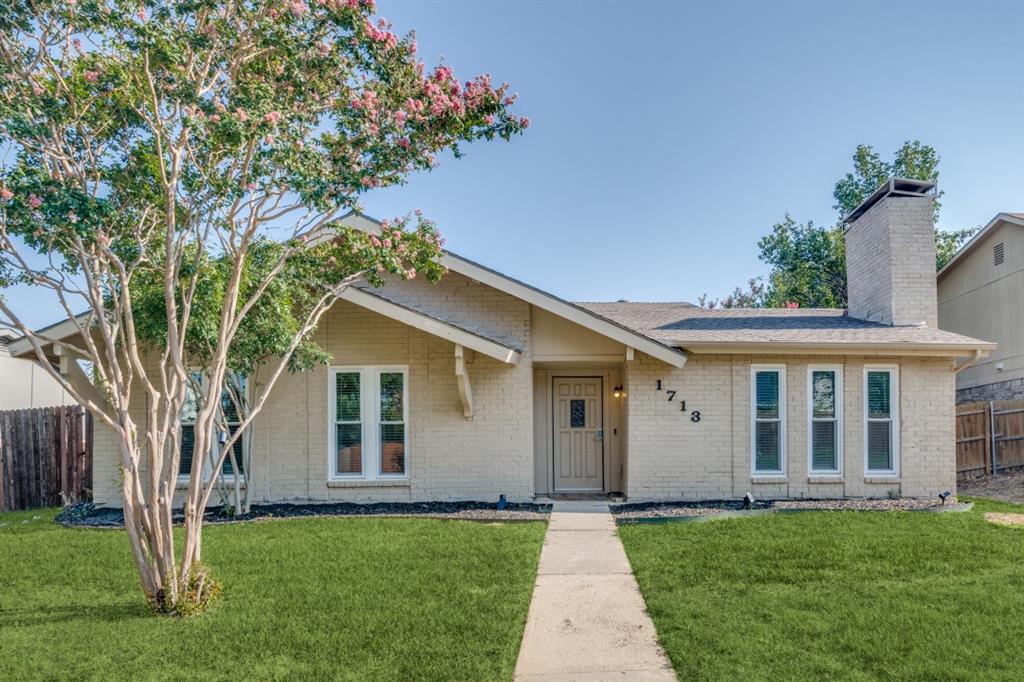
[92,275,535,507]
[625,352,956,501]
[846,195,938,328]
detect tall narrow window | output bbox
[752,366,785,475]
[808,367,842,474]
[334,371,363,476]
[178,374,201,477]
[378,372,406,476]
[865,367,898,474]
[178,373,248,479]
[330,367,408,480]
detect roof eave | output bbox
[676,341,996,358]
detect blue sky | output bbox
[5,0,1023,329]
[362,0,1024,304]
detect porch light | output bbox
[938,490,951,505]
[613,385,625,398]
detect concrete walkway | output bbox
[514,501,676,681]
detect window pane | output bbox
[755,421,780,471]
[336,372,361,422]
[570,399,586,428]
[812,371,836,418]
[182,377,201,423]
[379,372,404,422]
[221,424,244,476]
[867,371,891,418]
[756,371,780,419]
[179,424,195,476]
[867,421,892,471]
[220,385,242,423]
[336,423,362,475]
[811,420,837,471]
[380,423,405,475]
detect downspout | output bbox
[954,349,985,374]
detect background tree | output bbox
[0,0,525,614]
[703,141,977,309]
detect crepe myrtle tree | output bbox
[0,0,526,614]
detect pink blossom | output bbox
[288,0,309,17]
[83,70,99,83]
[72,38,82,49]
[136,8,146,20]
[370,235,381,247]
[235,108,249,122]
[210,114,220,122]
[245,182,257,191]
[397,137,410,149]
[264,134,275,145]
[484,115,494,125]
[519,116,530,128]
[295,140,305,150]
[318,42,331,57]
[32,84,44,96]
[28,194,42,209]
[394,110,407,124]
[784,301,799,309]
[406,268,417,279]
[382,238,392,248]
[263,110,282,125]
[0,187,13,201]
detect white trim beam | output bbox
[454,345,473,419]
[53,345,115,421]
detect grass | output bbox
[619,498,1024,681]
[0,510,545,681]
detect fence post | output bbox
[989,401,998,476]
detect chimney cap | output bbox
[843,177,936,225]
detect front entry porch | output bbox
[532,365,627,498]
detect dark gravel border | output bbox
[56,500,552,528]
[613,498,971,524]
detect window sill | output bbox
[807,475,843,484]
[175,479,247,491]
[327,479,410,489]
[751,475,787,484]
[864,475,900,484]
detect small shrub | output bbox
[152,565,222,618]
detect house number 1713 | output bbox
[655,380,701,422]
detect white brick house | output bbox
[12,180,995,505]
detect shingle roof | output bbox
[575,302,994,350]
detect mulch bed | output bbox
[959,470,1024,505]
[56,501,551,528]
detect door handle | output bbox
[595,429,604,442]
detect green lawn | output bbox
[0,510,545,681]
[619,498,1024,681]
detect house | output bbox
[0,325,74,410]
[10,179,994,505]
[938,212,1024,403]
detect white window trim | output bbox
[751,364,786,477]
[177,373,248,484]
[328,365,409,482]
[863,365,900,477]
[807,365,843,475]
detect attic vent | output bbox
[994,242,1005,266]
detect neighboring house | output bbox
[0,326,74,410]
[938,212,1024,403]
[10,179,994,505]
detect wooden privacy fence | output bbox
[0,405,93,511]
[956,400,1024,480]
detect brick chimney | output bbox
[844,178,938,327]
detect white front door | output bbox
[553,377,604,491]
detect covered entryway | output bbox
[552,377,604,491]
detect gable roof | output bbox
[336,212,689,367]
[578,303,995,356]
[938,212,1024,279]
